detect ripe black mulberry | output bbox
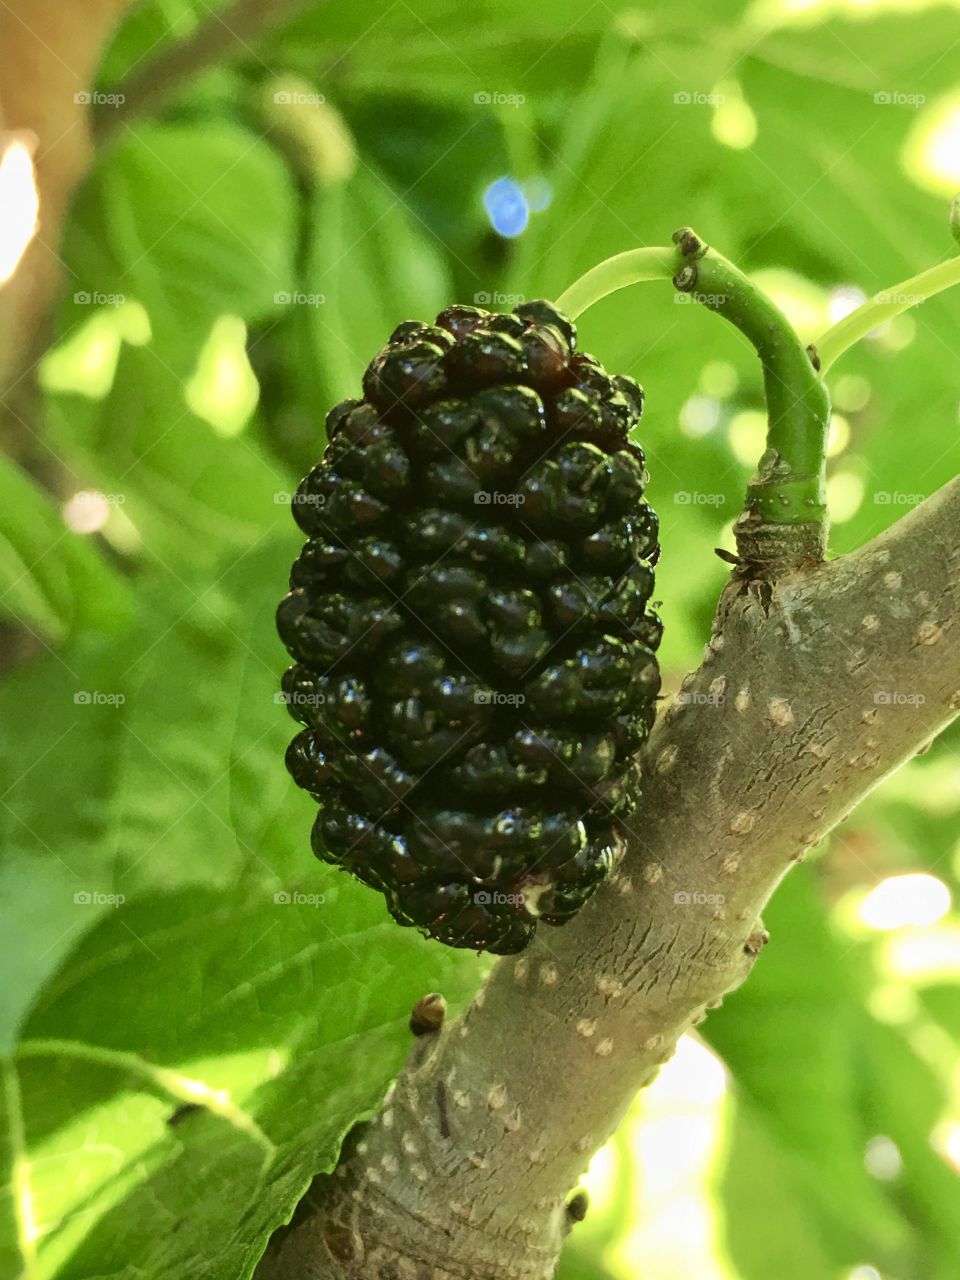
[278,299,661,953]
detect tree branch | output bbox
[258,476,960,1280]
[98,0,320,140]
[0,0,138,409]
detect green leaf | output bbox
[0,635,136,1051]
[266,2,756,103]
[61,122,298,366]
[0,454,131,642]
[47,343,290,567]
[0,543,482,1278]
[858,1019,960,1280]
[98,2,229,85]
[555,1113,637,1280]
[717,1095,842,1279]
[15,7,960,1277]
[7,885,478,1280]
[556,1243,621,1280]
[300,164,453,408]
[705,868,910,1274]
[250,162,454,477]
[918,982,960,1043]
[342,93,511,281]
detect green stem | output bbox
[555,247,678,316]
[557,230,831,534]
[816,255,960,373]
[674,231,830,528]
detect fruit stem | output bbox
[558,230,832,540]
[815,253,960,373]
[555,247,678,316]
[671,228,831,533]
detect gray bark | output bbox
[259,477,960,1279]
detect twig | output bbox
[816,253,960,372]
[98,0,320,140]
[258,478,960,1279]
[557,229,832,570]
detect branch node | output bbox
[673,262,699,291]
[410,993,447,1036]
[565,1190,589,1225]
[672,225,708,258]
[744,927,770,956]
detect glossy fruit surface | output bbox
[278,299,661,953]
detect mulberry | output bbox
[277,299,661,953]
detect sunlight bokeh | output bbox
[185,315,259,436]
[0,136,38,284]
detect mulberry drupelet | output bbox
[277,299,661,954]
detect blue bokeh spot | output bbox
[483,177,530,238]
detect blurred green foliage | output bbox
[2,1,959,1277]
